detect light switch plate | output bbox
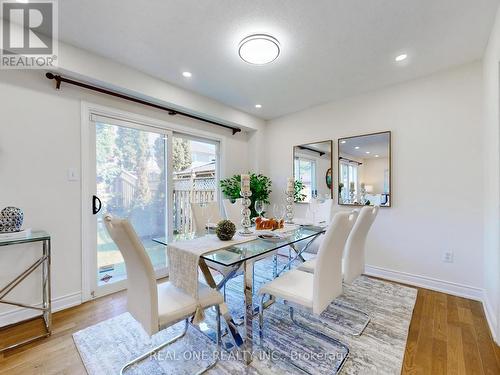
[67,168,79,182]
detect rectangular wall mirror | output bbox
[293,140,333,203]
[338,131,391,207]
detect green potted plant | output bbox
[220,173,272,218]
[294,180,307,202]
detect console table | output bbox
[0,231,51,352]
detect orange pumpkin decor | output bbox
[255,217,284,230]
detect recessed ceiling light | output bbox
[395,54,408,62]
[255,104,262,108]
[239,34,280,65]
[375,154,379,158]
[340,140,346,144]
[354,146,360,150]
[365,151,371,154]
[182,71,192,78]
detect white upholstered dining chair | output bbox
[103,215,223,375]
[298,206,378,277]
[298,205,379,336]
[258,211,357,373]
[222,198,242,228]
[295,198,334,255]
[190,201,222,235]
[342,205,379,284]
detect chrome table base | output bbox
[0,237,51,352]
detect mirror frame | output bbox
[293,139,334,202]
[337,131,392,207]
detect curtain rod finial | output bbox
[45,72,61,89]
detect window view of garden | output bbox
[95,122,217,286]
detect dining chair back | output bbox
[343,205,379,284]
[313,210,357,314]
[222,198,242,228]
[190,201,222,235]
[103,215,159,335]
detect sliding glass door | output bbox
[88,115,172,296]
[85,110,221,298]
[172,134,219,234]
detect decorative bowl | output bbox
[0,207,24,233]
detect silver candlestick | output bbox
[285,190,294,224]
[239,190,253,236]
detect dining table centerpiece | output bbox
[220,173,272,218]
[215,219,236,241]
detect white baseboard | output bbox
[0,291,82,327]
[365,264,500,345]
[364,264,484,301]
[482,292,500,346]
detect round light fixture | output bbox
[375,155,380,158]
[365,151,371,154]
[182,71,192,78]
[239,34,280,65]
[255,104,262,108]
[340,140,346,144]
[355,146,360,150]
[395,54,408,62]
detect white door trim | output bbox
[80,101,226,301]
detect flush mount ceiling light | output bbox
[182,71,192,78]
[340,140,346,144]
[255,104,262,108]
[355,146,360,150]
[238,34,280,65]
[395,53,408,62]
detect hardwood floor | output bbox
[1,285,499,374]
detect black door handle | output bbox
[92,195,102,215]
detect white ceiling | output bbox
[59,0,499,120]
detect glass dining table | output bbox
[153,224,325,364]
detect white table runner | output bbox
[167,233,256,323]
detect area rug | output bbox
[73,257,417,374]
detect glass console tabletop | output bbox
[153,226,325,267]
[0,230,50,247]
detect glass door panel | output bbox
[94,121,169,287]
[172,135,219,234]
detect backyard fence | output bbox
[173,176,217,233]
[112,170,217,234]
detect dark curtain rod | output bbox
[339,157,363,165]
[298,145,326,156]
[45,73,242,135]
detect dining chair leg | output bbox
[333,300,370,336]
[258,294,266,345]
[289,307,349,374]
[215,304,222,349]
[258,296,332,375]
[120,318,189,375]
[194,305,221,375]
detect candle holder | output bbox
[349,190,355,204]
[239,190,253,236]
[285,190,294,224]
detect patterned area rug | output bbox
[73,257,417,374]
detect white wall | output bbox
[0,62,264,324]
[482,6,500,344]
[264,62,485,297]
